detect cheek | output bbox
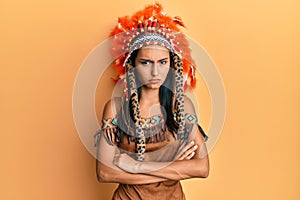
[135,67,149,82]
[161,67,170,78]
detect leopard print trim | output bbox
[126,60,146,161]
[173,54,186,143]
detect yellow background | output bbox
[1,0,299,199]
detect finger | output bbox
[187,144,198,159]
[176,149,189,160]
[177,140,195,157]
[180,141,196,155]
[177,151,186,160]
[185,151,195,160]
[177,141,189,154]
[178,144,198,160]
[174,141,188,160]
[178,148,193,160]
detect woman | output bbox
[95,3,209,199]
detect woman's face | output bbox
[134,45,170,90]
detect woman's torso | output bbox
[112,118,186,200]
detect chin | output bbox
[144,83,161,89]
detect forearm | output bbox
[96,137,168,184]
[115,144,209,180]
[97,161,168,184]
[116,155,209,180]
[141,159,209,180]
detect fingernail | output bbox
[190,141,194,145]
[194,145,198,150]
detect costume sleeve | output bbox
[94,117,120,147]
[184,113,208,142]
[182,96,209,142]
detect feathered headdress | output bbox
[110,2,196,88]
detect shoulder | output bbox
[173,95,197,115]
[184,95,196,114]
[102,97,122,119]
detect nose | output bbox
[151,63,158,76]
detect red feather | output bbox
[173,16,185,28]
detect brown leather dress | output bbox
[112,180,186,200]
[96,114,207,200]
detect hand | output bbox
[114,152,141,173]
[175,140,198,160]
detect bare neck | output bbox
[139,87,160,105]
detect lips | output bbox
[148,79,161,84]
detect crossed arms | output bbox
[96,98,209,185]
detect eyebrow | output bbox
[138,57,169,62]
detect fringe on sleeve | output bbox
[94,118,119,147]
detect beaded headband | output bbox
[126,33,174,62]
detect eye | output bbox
[159,60,168,65]
[140,60,151,65]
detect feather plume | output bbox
[109,3,198,88]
